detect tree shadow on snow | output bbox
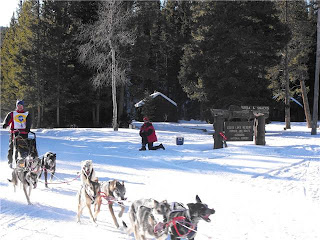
[0,198,76,221]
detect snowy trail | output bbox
[0,121,320,240]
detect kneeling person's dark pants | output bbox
[141,137,161,150]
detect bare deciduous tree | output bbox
[78,0,135,131]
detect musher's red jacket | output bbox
[139,122,158,143]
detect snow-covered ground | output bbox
[0,120,319,240]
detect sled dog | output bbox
[8,165,39,205]
[123,198,171,240]
[94,180,126,228]
[81,160,97,184]
[39,152,56,187]
[76,176,101,224]
[169,195,215,240]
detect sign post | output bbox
[211,105,267,146]
[254,114,266,145]
[213,116,224,149]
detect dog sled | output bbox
[12,131,40,172]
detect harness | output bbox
[16,168,37,187]
[28,157,41,174]
[166,203,197,239]
[166,215,196,238]
[82,167,92,180]
[14,154,41,175]
[99,191,115,204]
[82,169,99,203]
[138,206,168,237]
[42,155,56,172]
[42,165,55,173]
[98,181,125,206]
[12,135,41,188]
[151,211,197,238]
[98,181,113,204]
[151,214,167,237]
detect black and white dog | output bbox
[169,195,215,240]
[39,152,56,188]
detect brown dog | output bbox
[94,180,126,228]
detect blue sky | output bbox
[0,0,19,27]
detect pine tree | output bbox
[1,0,40,118]
[311,1,320,135]
[129,0,162,102]
[1,16,20,114]
[160,0,193,119]
[270,0,313,127]
[40,1,76,127]
[179,1,290,119]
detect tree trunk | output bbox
[200,102,204,120]
[118,85,125,121]
[300,79,312,128]
[111,48,118,131]
[41,104,44,127]
[30,108,35,129]
[92,106,96,126]
[36,0,41,128]
[56,43,61,127]
[56,57,60,127]
[284,0,291,130]
[311,8,320,135]
[284,49,291,130]
[36,105,41,128]
[56,89,60,127]
[96,102,100,126]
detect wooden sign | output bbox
[211,109,254,120]
[241,106,269,118]
[225,121,254,141]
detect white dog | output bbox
[81,160,98,184]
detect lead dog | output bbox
[77,160,100,224]
[94,180,126,228]
[123,198,171,240]
[39,152,56,188]
[169,195,215,240]
[8,157,41,205]
[76,175,101,224]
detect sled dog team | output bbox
[8,151,56,205]
[5,100,216,238]
[77,159,215,240]
[9,156,215,239]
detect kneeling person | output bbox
[139,117,165,151]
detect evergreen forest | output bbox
[1,0,318,128]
